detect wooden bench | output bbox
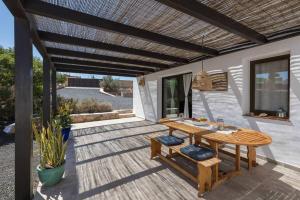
[147,133,221,197]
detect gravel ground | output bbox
[57,87,133,110]
[0,131,39,200]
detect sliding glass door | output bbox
[162,73,192,118]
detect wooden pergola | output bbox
[3,0,300,199]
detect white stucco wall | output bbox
[133,36,300,168]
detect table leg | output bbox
[194,135,201,145]
[169,128,174,136]
[169,128,174,156]
[252,147,257,167]
[210,142,219,183]
[247,146,256,170]
[189,134,193,144]
[235,145,240,171]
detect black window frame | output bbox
[162,72,192,118]
[250,54,290,117]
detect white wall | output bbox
[133,36,300,168]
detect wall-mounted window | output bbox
[250,55,290,117]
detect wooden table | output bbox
[201,128,272,171]
[160,119,211,144]
[160,118,272,171]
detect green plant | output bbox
[56,103,72,128]
[77,99,112,113]
[100,75,120,93]
[33,122,67,169]
[57,96,78,114]
[0,46,43,123]
[57,73,67,85]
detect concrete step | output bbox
[115,109,133,114]
[118,113,135,118]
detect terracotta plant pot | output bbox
[37,163,65,187]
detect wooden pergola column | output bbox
[14,17,33,200]
[42,59,51,127]
[51,67,57,116]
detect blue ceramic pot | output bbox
[61,127,71,142]
[37,163,65,187]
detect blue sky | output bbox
[0,1,133,80]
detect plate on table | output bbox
[194,121,209,127]
[184,120,209,127]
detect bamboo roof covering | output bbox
[34,16,202,59]
[5,0,300,76]
[38,0,247,49]
[44,41,175,65]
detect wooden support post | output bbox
[51,67,57,116]
[42,59,51,127]
[14,16,33,200]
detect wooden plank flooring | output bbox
[34,119,300,200]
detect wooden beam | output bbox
[14,16,33,200]
[38,31,189,63]
[55,64,144,76]
[56,67,138,77]
[155,0,267,44]
[24,0,218,55]
[42,59,51,127]
[51,67,57,116]
[47,47,169,69]
[51,57,156,72]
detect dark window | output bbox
[250,55,290,117]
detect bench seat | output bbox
[148,133,221,196]
[180,144,215,161]
[156,135,184,146]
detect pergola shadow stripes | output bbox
[3,0,300,199]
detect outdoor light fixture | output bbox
[138,76,145,86]
[192,35,213,91]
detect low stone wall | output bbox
[71,112,119,123]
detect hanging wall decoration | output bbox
[192,72,228,91]
[192,71,213,91]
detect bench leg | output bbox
[151,138,161,159]
[197,163,212,197]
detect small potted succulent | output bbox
[33,122,67,187]
[56,103,72,141]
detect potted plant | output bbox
[56,103,72,141]
[33,122,67,187]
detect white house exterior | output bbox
[133,35,300,169]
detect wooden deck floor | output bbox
[34,119,300,200]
